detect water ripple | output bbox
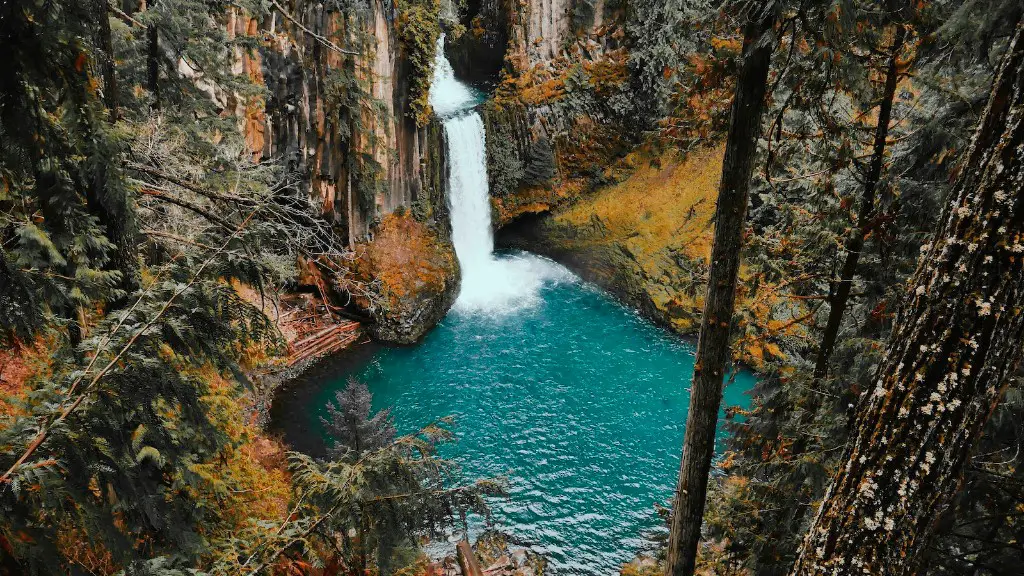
[309,267,755,574]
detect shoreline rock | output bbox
[349,211,461,345]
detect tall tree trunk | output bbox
[790,21,1024,576]
[92,0,119,118]
[813,7,908,380]
[664,9,776,576]
[147,0,160,109]
[148,24,160,109]
[87,0,139,299]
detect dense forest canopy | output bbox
[0,0,1022,575]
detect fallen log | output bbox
[286,324,360,366]
[289,324,356,358]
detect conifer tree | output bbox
[703,0,1024,572]
[0,0,133,342]
[665,3,777,574]
[791,18,1024,575]
[322,378,397,459]
[812,0,912,379]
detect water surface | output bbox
[297,265,753,574]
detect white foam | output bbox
[429,35,477,118]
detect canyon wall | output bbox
[444,0,632,226]
[239,1,449,243]
[229,1,456,342]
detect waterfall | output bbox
[429,36,570,314]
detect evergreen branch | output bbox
[363,479,502,503]
[55,247,194,405]
[139,187,236,231]
[240,417,461,574]
[0,206,264,485]
[142,229,218,250]
[128,163,258,205]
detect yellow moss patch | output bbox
[535,145,805,368]
[186,363,292,538]
[550,146,724,334]
[493,179,587,226]
[353,212,455,312]
[556,145,723,262]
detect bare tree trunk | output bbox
[791,21,1024,576]
[93,0,119,118]
[813,6,908,379]
[664,8,776,576]
[148,22,161,109]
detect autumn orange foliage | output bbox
[352,211,457,313]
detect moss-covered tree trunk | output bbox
[664,8,776,576]
[791,21,1024,576]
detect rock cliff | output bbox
[230,1,457,343]
[445,0,633,225]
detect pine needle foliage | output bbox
[0,0,133,343]
[205,388,505,575]
[322,378,397,459]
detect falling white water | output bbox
[429,35,571,314]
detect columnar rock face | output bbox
[447,0,610,82]
[445,0,509,84]
[510,0,612,70]
[228,2,456,343]
[235,0,448,245]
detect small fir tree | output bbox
[322,378,397,460]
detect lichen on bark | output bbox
[791,21,1024,576]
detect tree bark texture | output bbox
[664,9,776,576]
[148,23,161,109]
[791,21,1024,576]
[93,0,119,118]
[813,11,908,379]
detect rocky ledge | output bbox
[430,531,547,576]
[349,211,460,344]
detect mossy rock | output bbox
[350,212,460,344]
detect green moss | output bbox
[396,0,442,127]
[482,100,558,197]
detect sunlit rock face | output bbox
[350,212,460,344]
[227,3,460,341]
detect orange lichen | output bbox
[351,212,457,319]
[0,338,50,419]
[528,145,805,368]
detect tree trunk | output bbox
[790,21,1024,576]
[148,23,160,109]
[664,9,776,576]
[812,12,908,379]
[92,0,119,118]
